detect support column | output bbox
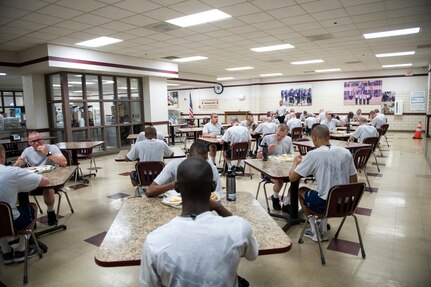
[22,73,49,130]
[142,76,168,136]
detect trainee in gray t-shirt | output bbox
[127,139,173,162]
[258,134,293,155]
[203,122,222,135]
[21,145,63,167]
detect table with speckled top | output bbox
[95,192,292,267]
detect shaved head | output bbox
[311,125,330,141]
[177,158,213,202]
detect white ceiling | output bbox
[0,0,430,88]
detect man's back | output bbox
[304,117,317,129]
[287,118,302,133]
[255,122,277,136]
[353,125,379,143]
[140,212,258,287]
[222,125,250,145]
[127,139,172,162]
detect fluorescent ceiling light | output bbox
[217,77,234,81]
[251,44,294,52]
[315,68,341,73]
[260,73,283,77]
[226,66,254,71]
[76,36,122,47]
[376,51,415,57]
[363,27,420,39]
[382,63,412,68]
[68,81,82,85]
[291,59,324,65]
[166,9,231,27]
[173,56,208,62]
[167,83,180,86]
[103,80,115,84]
[0,73,7,76]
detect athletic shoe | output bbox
[303,228,318,242]
[281,204,291,213]
[271,195,281,210]
[47,210,58,226]
[236,166,244,173]
[2,250,14,265]
[14,247,37,263]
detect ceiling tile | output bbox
[383,0,429,10]
[238,12,274,24]
[114,0,161,13]
[5,20,47,32]
[345,2,385,16]
[102,21,138,32]
[55,20,92,31]
[84,26,117,36]
[169,0,213,14]
[1,0,49,11]
[301,0,343,13]
[38,4,84,19]
[220,2,261,17]
[251,20,285,30]
[127,27,158,37]
[279,14,316,26]
[386,5,431,18]
[21,12,64,25]
[91,6,136,20]
[291,21,323,32]
[211,18,245,29]
[56,0,106,12]
[119,14,159,26]
[143,7,184,21]
[319,17,353,27]
[312,8,349,20]
[251,0,296,10]
[227,25,258,34]
[72,13,112,25]
[267,5,307,18]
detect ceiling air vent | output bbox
[345,61,362,64]
[305,33,335,41]
[145,22,179,33]
[417,43,431,49]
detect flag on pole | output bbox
[188,92,194,119]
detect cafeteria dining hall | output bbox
[0,0,431,286]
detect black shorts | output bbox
[14,204,36,230]
[277,116,285,123]
[304,189,326,214]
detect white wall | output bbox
[174,71,428,131]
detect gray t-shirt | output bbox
[153,158,222,196]
[287,118,302,133]
[294,145,357,200]
[258,134,293,155]
[372,114,386,128]
[352,125,379,143]
[0,165,42,219]
[127,139,173,162]
[320,119,340,132]
[221,125,251,145]
[254,122,277,136]
[304,117,317,129]
[274,105,287,116]
[21,145,63,167]
[203,122,222,135]
[137,132,165,142]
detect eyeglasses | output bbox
[29,138,43,145]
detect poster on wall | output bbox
[344,80,382,105]
[410,91,426,111]
[280,86,312,106]
[200,99,219,110]
[381,91,396,114]
[168,91,178,109]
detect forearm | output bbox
[146,182,175,197]
[212,201,232,217]
[51,155,67,166]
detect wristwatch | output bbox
[47,151,53,157]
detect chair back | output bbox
[295,112,302,119]
[311,123,320,131]
[202,117,210,124]
[60,149,72,166]
[363,136,379,152]
[325,183,365,218]
[297,141,312,156]
[380,124,389,136]
[77,148,93,157]
[376,128,383,138]
[230,142,249,160]
[353,147,372,170]
[135,161,165,186]
[185,118,195,126]
[291,127,303,141]
[0,202,15,237]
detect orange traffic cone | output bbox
[413,121,422,139]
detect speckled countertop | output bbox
[95,192,292,267]
[244,159,293,180]
[35,166,77,188]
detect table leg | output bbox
[170,126,175,145]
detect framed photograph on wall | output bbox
[381,91,396,114]
[280,86,312,106]
[344,80,382,105]
[168,91,179,109]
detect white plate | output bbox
[27,165,55,174]
[162,196,182,208]
[272,155,294,162]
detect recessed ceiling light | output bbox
[167,83,180,86]
[382,63,412,68]
[250,44,294,52]
[166,9,231,28]
[260,73,283,77]
[226,66,254,71]
[315,68,341,73]
[0,73,7,76]
[363,27,420,39]
[172,56,208,62]
[76,36,122,47]
[291,59,324,65]
[217,77,235,81]
[376,51,415,57]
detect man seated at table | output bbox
[353,108,362,121]
[146,142,222,198]
[136,129,164,142]
[370,109,386,128]
[349,116,379,143]
[252,116,277,137]
[320,111,341,132]
[299,111,308,121]
[240,115,256,131]
[219,116,251,173]
[126,126,173,162]
[257,124,293,213]
[304,114,318,135]
[0,145,50,264]
[202,113,222,165]
[14,131,67,226]
[140,157,258,287]
[288,125,357,242]
[286,112,302,135]
[341,111,354,125]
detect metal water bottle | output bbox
[226,169,236,201]
[262,143,269,161]
[346,118,351,133]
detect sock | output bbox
[237,160,243,167]
[227,160,232,169]
[283,195,290,205]
[211,156,216,164]
[15,236,26,252]
[308,217,317,235]
[273,192,279,198]
[320,218,328,233]
[47,205,54,212]
[0,238,12,253]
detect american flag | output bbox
[188,93,194,119]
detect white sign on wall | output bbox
[201,99,219,110]
[410,91,426,111]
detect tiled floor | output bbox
[1,132,430,286]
